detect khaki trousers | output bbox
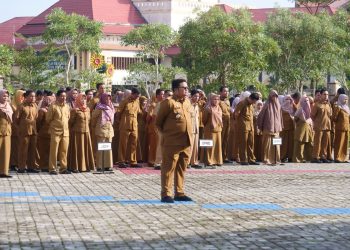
[262,131,280,164]
[312,130,330,160]
[190,133,199,165]
[10,135,18,167]
[161,145,191,198]
[96,137,113,169]
[280,129,294,161]
[37,136,50,170]
[155,132,163,165]
[49,135,69,172]
[334,130,348,162]
[118,130,138,164]
[221,118,230,160]
[237,130,255,163]
[147,130,158,165]
[0,135,11,175]
[293,140,313,163]
[18,135,39,170]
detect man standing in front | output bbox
[156,79,193,203]
[219,86,231,163]
[311,89,332,163]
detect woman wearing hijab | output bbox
[280,95,295,163]
[202,93,223,167]
[332,94,350,163]
[66,88,78,109]
[253,99,263,162]
[293,96,313,163]
[37,92,55,171]
[91,93,115,171]
[10,89,24,170]
[0,90,13,178]
[68,93,95,172]
[257,90,283,165]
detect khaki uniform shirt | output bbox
[156,96,193,147]
[0,110,12,136]
[294,118,313,143]
[69,108,91,133]
[37,109,51,138]
[234,99,254,131]
[203,108,223,133]
[46,102,70,136]
[282,110,295,131]
[219,98,230,121]
[91,109,114,138]
[118,98,140,131]
[332,106,350,131]
[311,102,332,131]
[17,102,38,136]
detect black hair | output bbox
[320,88,328,94]
[315,89,321,95]
[249,92,260,101]
[171,79,187,91]
[291,92,301,100]
[65,87,72,92]
[191,89,200,96]
[229,96,234,106]
[96,83,104,90]
[46,91,53,97]
[85,89,93,95]
[219,86,228,92]
[155,88,164,96]
[24,90,35,98]
[337,87,346,95]
[56,89,66,97]
[234,93,240,98]
[131,87,140,95]
[36,90,43,96]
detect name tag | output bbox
[272,138,282,145]
[199,139,213,148]
[98,143,112,151]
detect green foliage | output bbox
[175,7,279,90]
[73,69,104,90]
[0,45,14,77]
[43,8,103,86]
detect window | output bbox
[111,57,142,70]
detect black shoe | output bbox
[223,160,233,164]
[154,165,161,170]
[27,169,40,173]
[311,159,322,163]
[17,169,26,173]
[49,171,58,175]
[240,162,249,165]
[130,164,142,168]
[216,164,222,167]
[0,174,12,178]
[249,161,260,165]
[174,195,193,202]
[118,163,128,168]
[281,158,288,163]
[321,159,331,163]
[104,168,113,171]
[192,164,203,169]
[71,170,79,173]
[161,196,174,203]
[41,169,49,172]
[10,165,18,171]
[60,170,71,174]
[334,160,343,163]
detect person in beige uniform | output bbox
[36,92,55,171]
[16,90,40,173]
[156,79,193,203]
[189,89,201,168]
[10,89,24,171]
[47,89,71,175]
[332,94,350,163]
[253,100,263,162]
[117,88,141,168]
[219,86,231,163]
[311,89,332,163]
[68,93,95,172]
[203,93,223,167]
[91,93,115,171]
[137,96,148,163]
[280,95,295,163]
[234,93,260,165]
[257,90,283,165]
[293,96,313,163]
[0,90,13,178]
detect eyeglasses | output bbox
[178,86,189,90]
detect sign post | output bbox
[199,139,214,169]
[272,137,282,165]
[93,142,114,174]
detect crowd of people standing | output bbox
[0,80,349,201]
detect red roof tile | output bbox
[18,0,147,36]
[0,17,33,47]
[165,46,181,56]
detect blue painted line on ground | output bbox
[41,196,115,201]
[292,208,350,215]
[202,203,283,211]
[118,200,196,205]
[0,192,39,197]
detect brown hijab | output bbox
[257,90,283,133]
[207,93,222,128]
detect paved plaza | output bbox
[1,163,350,249]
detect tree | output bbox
[175,7,278,91]
[43,8,103,86]
[0,45,14,77]
[121,23,177,89]
[294,0,337,13]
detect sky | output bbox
[0,0,294,23]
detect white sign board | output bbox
[199,139,213,148]
[272,138,282,145]
[98,143,112,151]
